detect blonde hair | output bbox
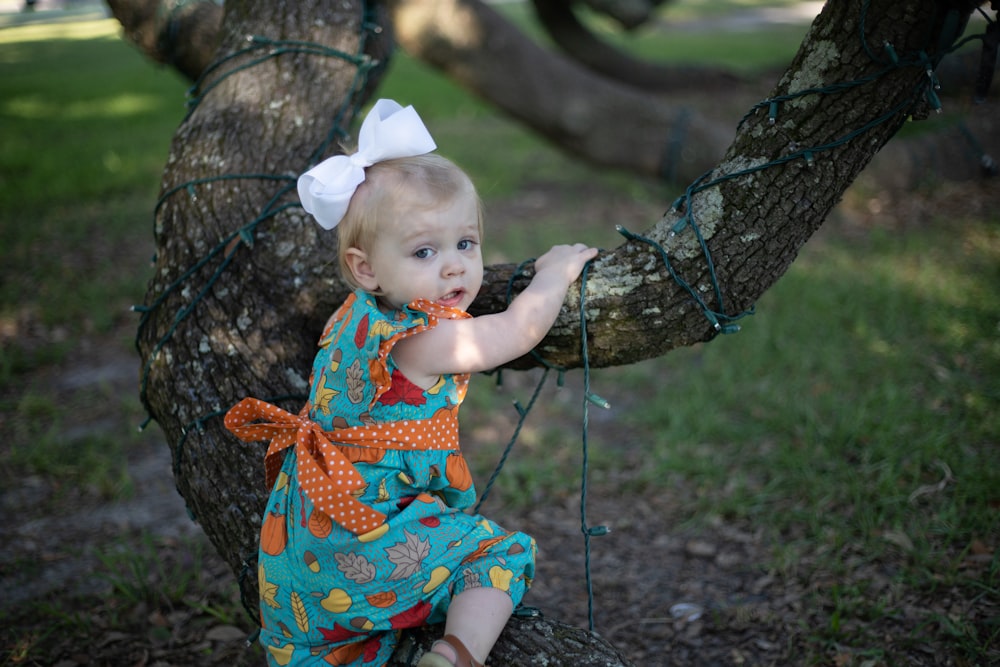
[337,154,484,290]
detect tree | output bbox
[110,0,997,184]
[127,0,995,663]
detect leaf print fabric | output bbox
[346,359,365,404]
[237,290,536,667]
[386,530,430,580]
[336,552,376,584]
[378,370,427,406]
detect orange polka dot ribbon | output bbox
[224,397,462,535]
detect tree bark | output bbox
[133,0,982,663]
[136,0,381,627]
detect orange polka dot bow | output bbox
[224,397,387,536]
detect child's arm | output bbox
[393,243,599,387]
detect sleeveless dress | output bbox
[225,290,536,666]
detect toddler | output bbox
[226,99,598,667]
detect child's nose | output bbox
[442,252,465,276]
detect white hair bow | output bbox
[297,99,437,230]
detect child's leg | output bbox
[434,587,513,664]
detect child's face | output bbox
[360,190,483,312]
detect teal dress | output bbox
[226,290,536,666]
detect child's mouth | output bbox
[437,290,463,307]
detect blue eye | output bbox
[458,239,478,251]
[414,247,433,259]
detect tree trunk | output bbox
[134,0,979,663]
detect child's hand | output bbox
[533,243,599,288]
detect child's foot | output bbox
[416,634,484,667]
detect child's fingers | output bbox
[564,244,598,263]
[534,244,598,281]
[567,247,598,272]
[538,244,597,264]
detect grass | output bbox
[0,17,187,369]
[6,384,139,498]
[0,19,186,213]
[1,3,998,665]
[636,222,999,543]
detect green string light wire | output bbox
[474,259,574,518]
[642,4,997,336]
[577,259,610,633]
[958,119,999,175]
[474,258,610,632]
[616,223,753,335]
[135,198,301,428]
[473,367,553,515]
[158,0,204,67]
[660,107,692,183]
[184,35,378,122]
[629,88,929,337]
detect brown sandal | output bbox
[416,633,484,667]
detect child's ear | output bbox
[344,247,379,292]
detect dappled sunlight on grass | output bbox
[4,92,165,119]
[0,17,117,46]
[0,17,186,216]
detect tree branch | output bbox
[106,0,222,81]
[389,0,730,182]
[530,0,741,91]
